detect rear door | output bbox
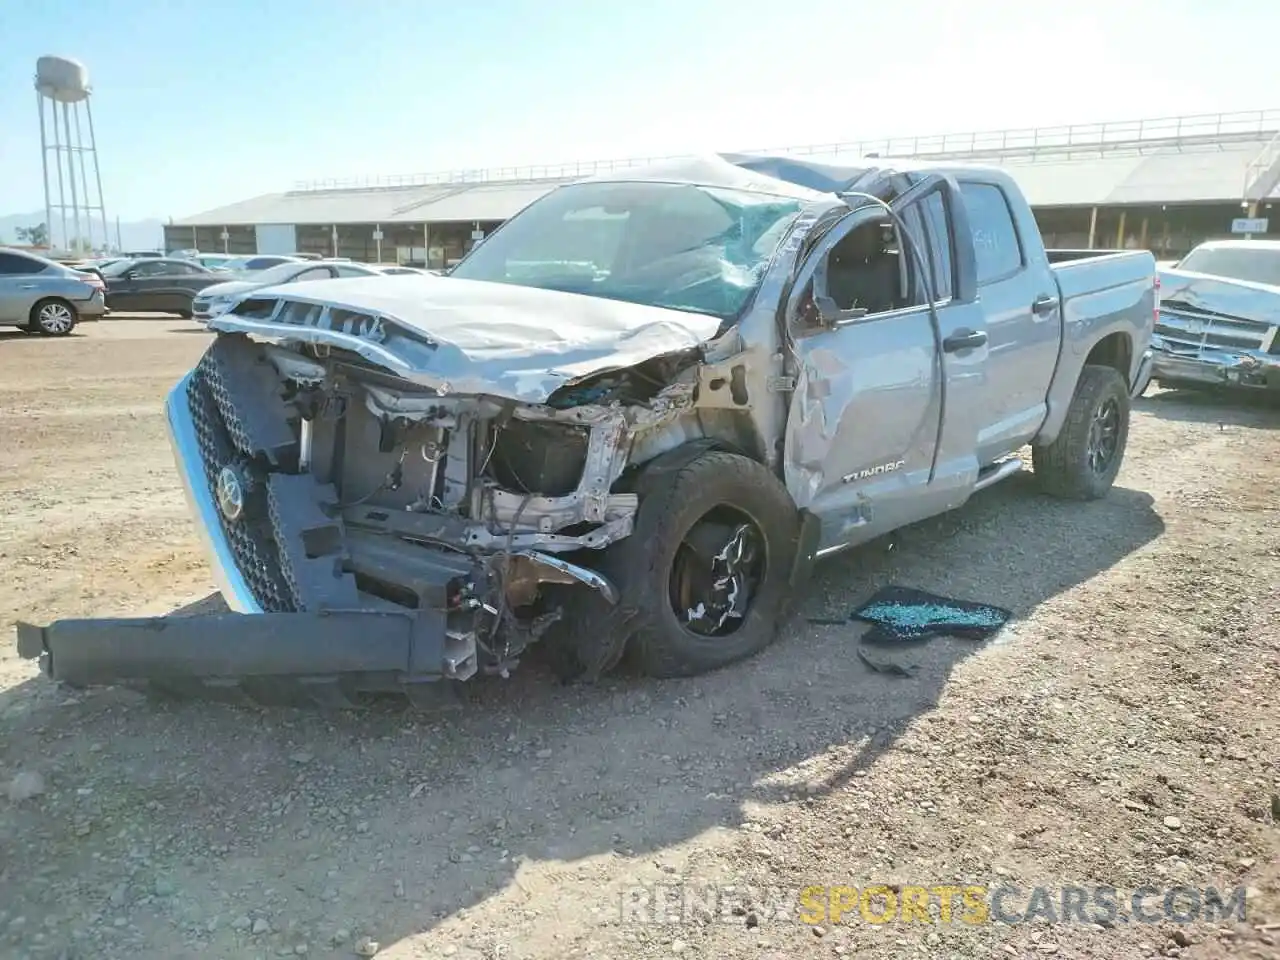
[134,261,206,311]
[109,260,164,311]
[171,263,218,305]
[954,179,1060,460]
[783,175,988,552]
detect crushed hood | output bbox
[1158,267,1280,326]
[209,274,725,403]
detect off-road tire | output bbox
[614,450,801,679]
[29,298,78,336]
[1032,363,1130,500]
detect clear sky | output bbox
[2,0,1276,221]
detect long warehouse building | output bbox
[165,109,1280,270]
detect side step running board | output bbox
[972,457,1024,493]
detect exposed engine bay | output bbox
[196,332,719,681]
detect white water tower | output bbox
[34,56,108,254]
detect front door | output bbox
[783,177,988,553]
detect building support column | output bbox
[1087,207,1098,248]
[1138,216,1149,249]
[1115,210,1127,249]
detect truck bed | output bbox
[1049,249,1156,307]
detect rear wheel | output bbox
[30,299,77,336]
[1032,364,1130,500]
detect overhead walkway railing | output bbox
[291,108,1280,192]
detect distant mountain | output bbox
[0,211,164,254]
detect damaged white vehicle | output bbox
[17,154,1156,704]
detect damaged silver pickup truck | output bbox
[17,154,1157,704]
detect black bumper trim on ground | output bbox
[14,609,446,688]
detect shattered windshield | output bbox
[449,180,803,320]
[1177,246,1280,288]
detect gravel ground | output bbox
[0,320,1276,960]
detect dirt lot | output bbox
[0,320,1276,960]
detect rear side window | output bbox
[958,182,1023,284]
[0,252,48,276]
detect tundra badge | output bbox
[843,460,905,483]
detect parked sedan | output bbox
[191,259,383,321]
[99,258,224,317]
[0,247,107,335]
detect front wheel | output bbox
[617,450,801,678]
[1032,364,1131,500]
[30,299,77,336]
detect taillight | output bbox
[1153,275,1161,324]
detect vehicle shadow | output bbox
[0,475,1163,957]
[0,330,87,341]
[1137,386,1280,430]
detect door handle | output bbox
[18,284,37,289]
[1032,294,1058,315]
[942,329,988,353]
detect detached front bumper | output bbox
[1149,340,1280,391]
[15,608,456,689]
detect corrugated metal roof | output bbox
[796,141,1271,206]
[174,179,573,227]
[995,141,1268,205]
[175,139,1277,227]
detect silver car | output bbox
[0,247,107,335]
[191,259,383,321]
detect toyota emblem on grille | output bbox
[215,465,245,522]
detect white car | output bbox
[191,260,382,321]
